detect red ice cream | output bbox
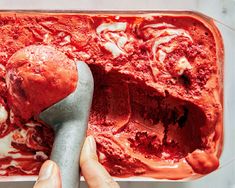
[0,12,223,180]
[6,45,78,120]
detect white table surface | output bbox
[0,0,234,188]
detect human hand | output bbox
[33,135,120,188]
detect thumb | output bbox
[80,136,120,188]
[33,160,61,188]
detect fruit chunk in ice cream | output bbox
[0,12,223,180]
[6,45,78,120]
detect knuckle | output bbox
[80,154,98,169]
[105,177,120,188]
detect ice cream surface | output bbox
[0,12,223,179]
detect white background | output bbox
[0,0,234,188]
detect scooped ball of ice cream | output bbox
[6,45,78,120]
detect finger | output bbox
[80,136,120,188]
[33,160,61,188]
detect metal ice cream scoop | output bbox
[39,61,94,188]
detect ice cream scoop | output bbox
[39,61,94,188]
[6,45,94,188]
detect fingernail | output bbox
[38,161,54,181]
[87,135,96,153]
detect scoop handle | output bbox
[51,119,86,188]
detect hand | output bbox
[33,135,120,188]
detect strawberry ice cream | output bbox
[6,45,78,120]
[0,12,223,180]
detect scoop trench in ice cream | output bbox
[0,12,223,180]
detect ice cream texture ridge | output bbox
[0,12,223,180]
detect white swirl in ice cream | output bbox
[142,23,193,77]
[0,130,32,159]
[0,104,8,124]
[175,57,192,75]
[96,22,128,58]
